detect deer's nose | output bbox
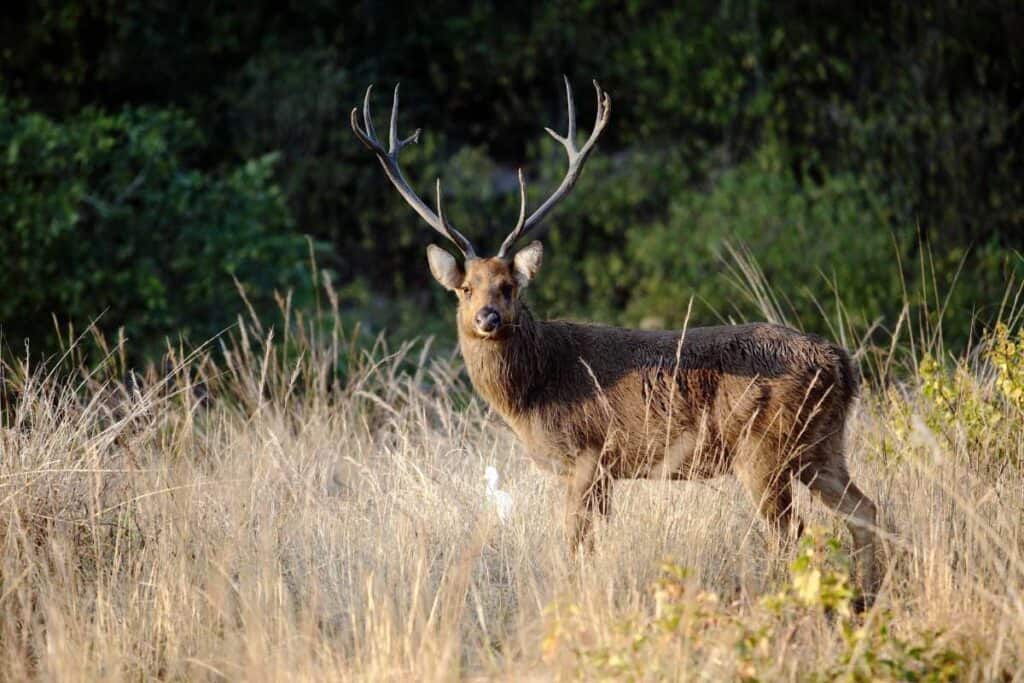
[475,307,501,333]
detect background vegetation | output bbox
[4,4,1024,679]
[3,1,1022,358]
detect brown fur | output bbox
[436,253,880,607]
[356,78,877,608]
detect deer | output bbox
[351,78,880,608]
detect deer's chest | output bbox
[503,411,577,475]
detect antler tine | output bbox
[350,90,380,153]
[389,84,400,152]
[512,168,527,235]
[497,78,611,258]
[564,75,576,143]
[435,178,452,234]
[433,178,475,258]
[362,85,378,142]
[494,169,530,259]
[350,84,476,259]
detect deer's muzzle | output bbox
[475,307,501,334]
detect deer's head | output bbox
[424,241,542,339]
[352,78,610,341]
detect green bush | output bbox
[0,97,312,359]
[2,2,1022,358]
[623,144,904,333]
[524,142,900,336]
[544,529,968,680]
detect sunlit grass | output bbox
[2,275,1024,680]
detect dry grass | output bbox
[2,300,1024,681]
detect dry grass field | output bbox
[2,283,1024,681]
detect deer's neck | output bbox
[459,308,544,418]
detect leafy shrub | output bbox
[526,145,695,324]
[0,96,313,359]
[918,353,1002,445]
[528,142,902,337]
[624,143,903,333]
[988,322,1024,415]
[905,323,1024,456]
[543,528,968,681]
[871,321,1024,470]
[3,2,1023,358]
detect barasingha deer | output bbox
[351,78,880,607]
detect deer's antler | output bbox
[496,77,611,258]
[351,84,477,259]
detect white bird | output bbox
[484,465,513,524]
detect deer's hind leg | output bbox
[798,459,879,610]
[734,435,805,546]
[736,462,805,547]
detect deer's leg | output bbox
[587,470,614,519]
[799,463,879,610]
[737,464,804,546]
[564,453,610,554]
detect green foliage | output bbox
[913,320,1024,449]
[2,1,1022,356]
[544,528,968,681]
[824,620,965,683]
[989,322,1024,414]
[770,528,856,616]
[524,141,907,338]
[0,96,313,359]
[877,322,1024,465]
[625,144,903,332]
[527,146,696,324]
[918,353,1002,444]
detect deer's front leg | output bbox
[564,453,611,554]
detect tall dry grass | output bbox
[2,278,1024,681]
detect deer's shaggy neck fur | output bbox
[458,306,544,418]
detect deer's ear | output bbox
[426,245,463,291]
[512,241,543,288]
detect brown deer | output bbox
[351,79,880,607]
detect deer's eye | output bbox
[460,285,472,297]
[500,283,514,299]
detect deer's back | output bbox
[512,321,857,478]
